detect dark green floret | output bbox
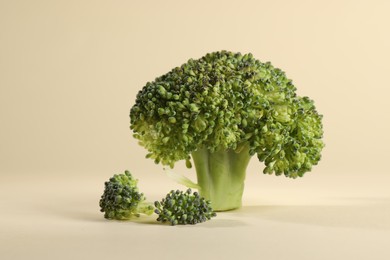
[130,50,324,211]
[99,170,154,220]
[154,188,216,225]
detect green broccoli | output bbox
[99,170,154,220]
[154,188,216,225]
[130,51,324,211]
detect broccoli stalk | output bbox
[192,145,251,210]
[130,51,324,211]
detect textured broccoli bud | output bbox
[154,189,216,225]
[130,50,324,210]
[99,170,154,220]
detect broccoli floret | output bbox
[130,51,324,211]
[99,170,154,220]
[154,189,216,225]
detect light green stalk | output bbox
[191,145,252,211]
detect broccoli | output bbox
[99,171,213,225]
[99,170,154,219]
[154,188,216,225]
[130,51,324,211]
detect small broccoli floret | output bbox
[154,188,216,225]
[99,170,154,220]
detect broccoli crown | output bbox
[99,170,154,219]
[130,50,324,178]
[154,188,216,225]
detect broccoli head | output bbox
[130,51,324,210]
[99,170,154,219]
[154,188,216,225]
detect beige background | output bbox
[1,0,390,259]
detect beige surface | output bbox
[1,1,390,259]
[2,171,390,259]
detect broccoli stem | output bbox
[192,145,252,211]
[137,202,155,216]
